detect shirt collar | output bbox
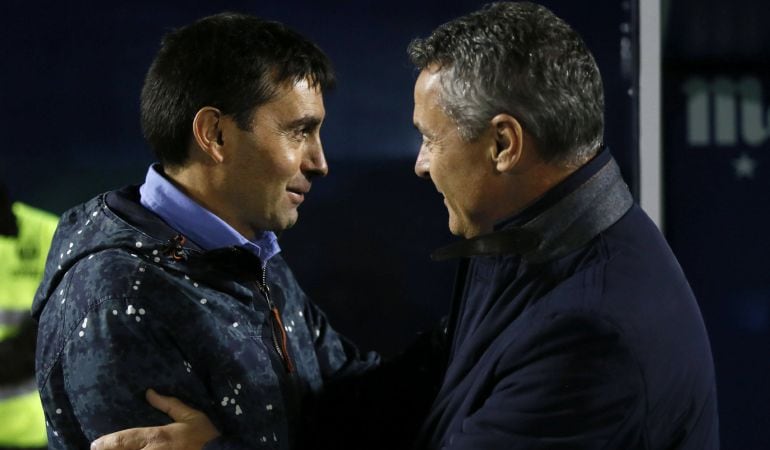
[138,164,281,265]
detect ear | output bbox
[192,107,226,163]
[489,113,524,173]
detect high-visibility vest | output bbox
[0,202,58,447]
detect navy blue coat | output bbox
[414,151,719,449]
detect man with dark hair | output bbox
[32,13,377,449]
[93,2,719,449]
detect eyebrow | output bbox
[286,115,322,130]
[414,121,436,140]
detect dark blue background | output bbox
[1,0,636,354]
[664,0,770,448]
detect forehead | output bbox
[413,69,453,132]
[254,78,325,123]
[414,69,442,109]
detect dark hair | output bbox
[141,12,335,167]
[408,2,604,167]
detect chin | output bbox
[448,216,483,239]
[447,217,465,238]
[281,212,299,230]
[261,216,297,234]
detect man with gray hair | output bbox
[93,2,718,449]
[405,2,717,448]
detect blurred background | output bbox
[0,0,767,448]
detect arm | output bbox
[305,305,449,450]
[43,297,232,449]
[302,296,382,380]
[90,312,448,450]
[61,301,206,436]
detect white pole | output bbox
[639,0,663,229]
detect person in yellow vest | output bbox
[0,182,56,449]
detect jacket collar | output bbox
[105,186,266,280]
[431,151,633,263]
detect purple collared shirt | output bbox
[138,164,280,265]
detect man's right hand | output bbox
[90,389,220,450]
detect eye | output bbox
[293,127,312,140]
[421,135,437,151]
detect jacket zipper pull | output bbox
[257,268,295,373]
[269,306,295,373]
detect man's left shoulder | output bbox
[576,204,688,295]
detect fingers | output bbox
[91,428,149,450]
[145,389,200,422]
[91,391,220,450]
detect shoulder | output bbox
[63,249,168,304]
[531,205,710,376]
[512,205,693,345]
[534,204,694,312]
[598,205,684,277]
[591,205,695,310]
[35,249,193,376]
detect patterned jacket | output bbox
[31,186,379,449]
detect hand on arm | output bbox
[91,389,219,450]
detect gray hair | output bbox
[408,2,604,167]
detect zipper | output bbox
[255,267,295,373]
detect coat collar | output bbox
[431,152,633,263]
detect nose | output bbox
[303,135,328,179]
[414,144,431,179]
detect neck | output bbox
[495,160,577,228]
[163,165,256,241]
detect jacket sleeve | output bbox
[440,312,645,450]
[302,297,381,380]
[305,311,449,450]
[42,297,225,449]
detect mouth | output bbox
[286,185,310,204]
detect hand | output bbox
[90,389,221,450]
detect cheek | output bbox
[438,168,480,218]
[249,146,299,182]
[268,142,302,177]
[280,152,302,173]
[433,154,463,196]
